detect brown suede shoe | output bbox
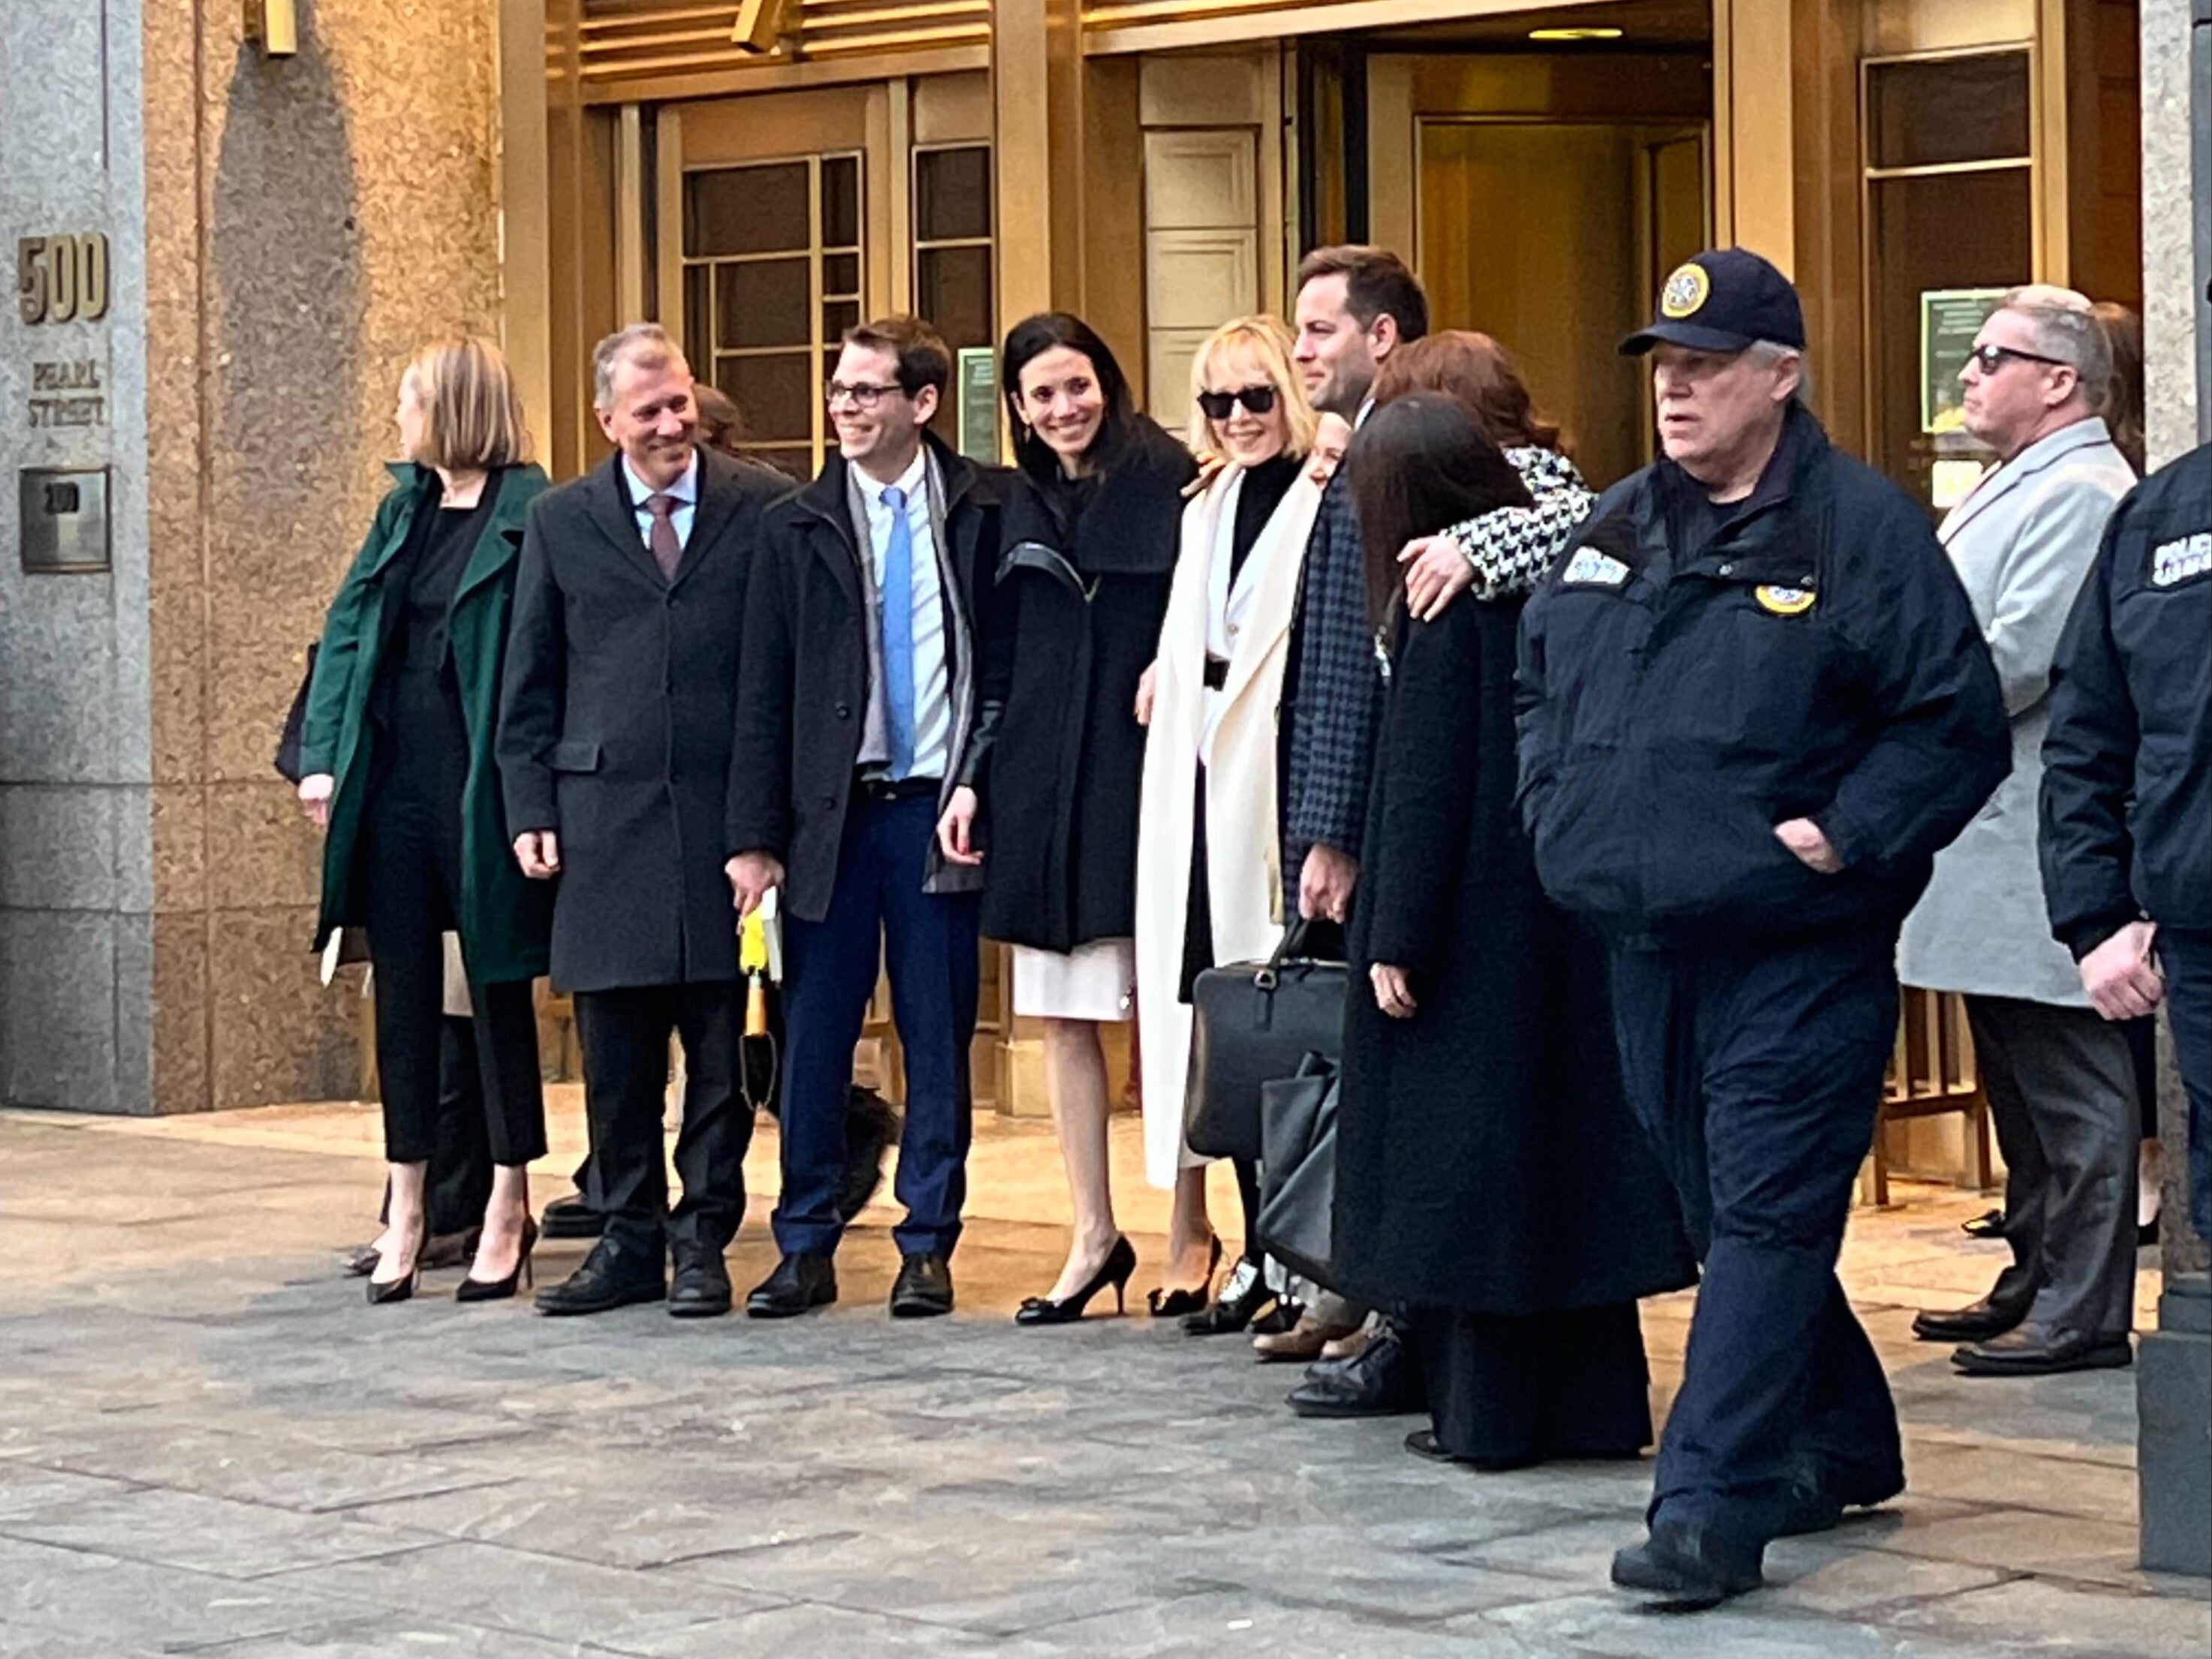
[1252,1314,1362,1364]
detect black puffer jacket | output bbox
[1515,408,2010,947]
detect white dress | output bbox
[1011,938,1137,1022]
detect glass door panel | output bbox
[679,152,865,480]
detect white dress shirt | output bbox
[622,449,700,551]
[860,448,951,781]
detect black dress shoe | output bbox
[667,1239,732,1319]
[1952,1323,2132,1376]
[1403,1429,1541,1473]
[540,1191,604,1242]
[1912,1295,2029,1344]
[1181,1260,1278,1336]
[1961,1207,2008,1239]
[1286,1327,1424,1418]
[534,1241,666,1317]
[1775,1463,1903,1537]
[746,1252,837,1319]
[1611,1524,1764,1609]
[890,1253,955,1319]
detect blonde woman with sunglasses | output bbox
[1132,315,1324,1332]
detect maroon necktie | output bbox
[644,492,683,581]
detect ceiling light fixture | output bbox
[1528,26,1626,41]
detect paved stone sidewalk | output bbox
[2,1104,2207,1657]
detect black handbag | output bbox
[1257,1055,1339,1287]
[273,641,320,784]
[1186,920,1347,1161]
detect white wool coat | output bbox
[1135,462,1323,1188]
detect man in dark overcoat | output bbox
[728,317,1000,1320]
[498,323,788,1318]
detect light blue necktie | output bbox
[880,485,916,779]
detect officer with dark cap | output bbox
[1517,247,2011,1607]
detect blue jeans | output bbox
[771,792,981,1260]
[1609,929,1905,1553]
[2156,928,2212,1242]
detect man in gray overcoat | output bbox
[1900,285,2141,1377]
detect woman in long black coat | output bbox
[938,313,1197,1322]
[1337,384,1696,1468]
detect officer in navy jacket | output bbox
[2041,441,2212,1240]
[1515,249,2009,1608]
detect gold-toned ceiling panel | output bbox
[575,0,990,94]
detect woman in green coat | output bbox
[296,337,553,1304]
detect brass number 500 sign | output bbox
[17,233,112,325]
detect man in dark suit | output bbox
[499,323,788,1318]
[728,316,1000,1320]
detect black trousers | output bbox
[572,982,749,1256]
[1610,930,1904,1552]
[362,801,545,1167]
[1970,995,2139,1339]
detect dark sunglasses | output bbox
[1197,384,1279,420]
[1964,343,2068,376]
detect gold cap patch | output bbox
[1660,263,1710,319]
[1754,584,1816,616]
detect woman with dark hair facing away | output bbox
[937,313,1197,1321]
[297,337,553,1305]
[2090,300,2145,477]
[1335,387,1695,1468]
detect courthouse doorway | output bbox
[1358,41,1713,490]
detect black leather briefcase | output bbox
[1185,923,1347,1162]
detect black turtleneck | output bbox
[1230,452,1303,585]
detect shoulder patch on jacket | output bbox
[1560,546,1631,587]
[2151,531,2210,587]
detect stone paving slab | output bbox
[0,1105,2205,1658]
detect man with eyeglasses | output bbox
[1517,248,2009,1606]
[728,317,1002,1320]
[499,323,789,1317]
[1901,285,2144,1379]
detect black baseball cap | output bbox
[1620,248,1807,357]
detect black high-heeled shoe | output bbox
[1146,1233,1223,1318]
[1181,1257,1279,1336]
[456,1218,539,1304]
[366,1218,426,1306]
[1016,1236,1138,1326]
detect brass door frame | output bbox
[1854,35,2044,468]
[1394,109,1710,482]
